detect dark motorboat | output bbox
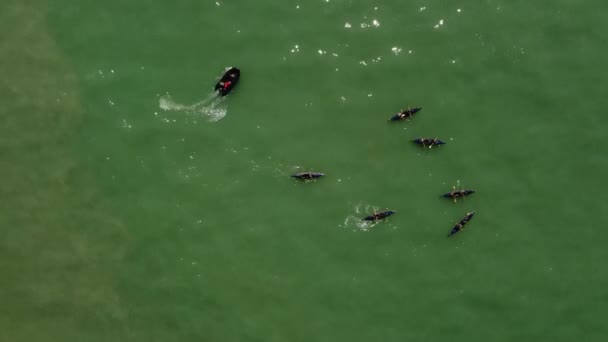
[448,211,476,237]
[389,107,422,121]
[363,210,396,222]
[442,188,476,202]
[412,138,445,149]
[214,67,240,96]
[291,172,325,181]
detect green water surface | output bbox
[1,0,608,341]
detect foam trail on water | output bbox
[341,203,381,231]
[343,215,375,231]
[159,92,227,122]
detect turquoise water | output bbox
[2,0,608,340]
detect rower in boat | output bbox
[389,107,421,121]
[291,172,325,181]
[412,137,445,149]
[442,186,476,203]
[362,210,396,222]
[448,211,476,237]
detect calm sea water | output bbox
[2,0,608,341]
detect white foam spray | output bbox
[340,203,382,231]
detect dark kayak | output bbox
[363,210,396,222]
[442,189,475,201]
[448,211,476,237]
[389,107,422,121]
[412,138,445,149]
[214,67,240,96]
[291,172,325,181]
